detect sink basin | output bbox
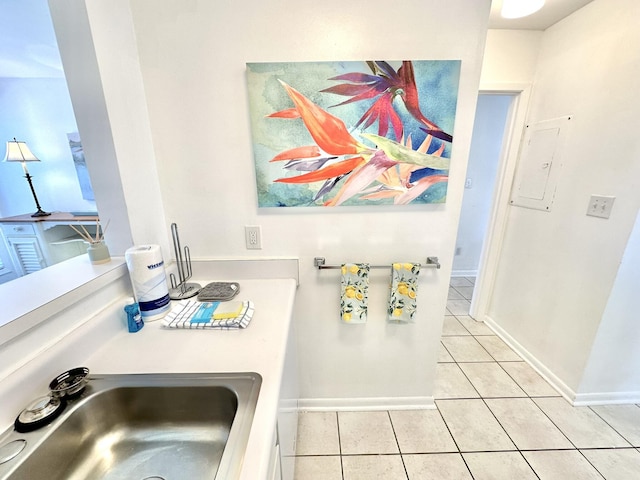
[0,372,261,480]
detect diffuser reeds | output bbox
[70,219,110,244]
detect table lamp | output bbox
[4,138,50,217]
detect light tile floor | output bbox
[293,277,640,479]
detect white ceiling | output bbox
[489,0,595,30]
[1,0,596,79]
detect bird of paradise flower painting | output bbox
[246,60,461,207]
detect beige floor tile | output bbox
[522,450,604,479]
[389,409,457,453]
[403,453,472,479]
[485,398,573,450]
[446,299,472,316]
[440,336,493,362]
[534,397,631,448]
[590,404,640,446]
[434,363,480,399]
[441,316,471,336]
[455,315,494,335]
[454,285,474,300]
[342,455,406,480]
[296,411,340,455]
[464,276,476,285]
[581,448,640,480]
[499,362,559,397]
[450,277,473,287]
[459,363,527,398]
[475,336,521,361]
[463,451,538,480]
[437,399,515,452]
[438,343,455,363]
[294,456,342,480]
[448,287,464,300]
[338,411,398,454]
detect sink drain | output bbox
[142,477,165,480]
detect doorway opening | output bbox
[448,91,523,321]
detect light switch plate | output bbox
[587,195,615,219]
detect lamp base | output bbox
[31,209,51,217]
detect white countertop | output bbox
[81,278,297,480]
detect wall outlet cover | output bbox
[244,225,262,249]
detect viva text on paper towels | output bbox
[125,245,171,320]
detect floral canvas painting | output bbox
[246,60,461,207]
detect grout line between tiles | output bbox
[528,396,584,451]
[517,450,541,480]
[387,411,409,479]
[587,406,638,448]
[335,411,344,480]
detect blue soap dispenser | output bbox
[124,297,144,332]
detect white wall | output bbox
[49,0,168,256]
[0,78,95,218]
[119,0,491,405]
[487,0,640,399]
[578,209,640,402]
[0,0,95,218]
[453,94,512,275]
[480,30,542,87]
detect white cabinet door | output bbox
[6,236,47,275]
[0,232,19,284]
[268,442,282,480]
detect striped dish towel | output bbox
[163,300,254,329]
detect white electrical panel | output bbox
[510,115,572,212]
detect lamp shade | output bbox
[501,0,545,19]
[4,139,40,163]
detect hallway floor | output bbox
[292,277,640,479]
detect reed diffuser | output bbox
[70,219,111,264]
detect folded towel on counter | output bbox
[388,262,420,323]
[340,263,369,324]
[163,300,254,329]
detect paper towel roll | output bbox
[125,245,170,321]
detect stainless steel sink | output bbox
[0,372,262,480]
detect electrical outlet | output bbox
[245,225,262,249]
[586,195,615,219]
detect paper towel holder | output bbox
[168,223,201,299]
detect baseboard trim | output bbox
[573,392,640,406]
[482,314,640,406]
[482,314,576,403]
[298,396,436,411]
[451,270,478,278]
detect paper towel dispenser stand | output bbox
[168,223,201,299]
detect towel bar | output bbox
[313,257,441,270]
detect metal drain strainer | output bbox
[14,395,66,433]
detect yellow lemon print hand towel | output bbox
[340,263,369,324]
[388,263,420,323]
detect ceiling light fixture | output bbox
[501,0,545,19]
